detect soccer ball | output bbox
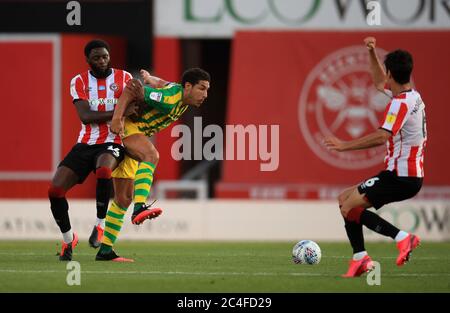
[292,240,321,265]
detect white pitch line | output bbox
[0,269,449,278]
[0,252,93,256]
[0,252,445,261]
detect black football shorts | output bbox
[59,143,125,183]
[357,170,423,209]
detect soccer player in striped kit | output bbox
[94,68,210,261]
[324,37,426,277]
[48,39,137,261]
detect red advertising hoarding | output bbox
[217,31,450,198]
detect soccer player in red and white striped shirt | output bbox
[324,37,426,277]
[48,39,136,261]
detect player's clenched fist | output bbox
[364,36,376,51]
[140,69,154,85]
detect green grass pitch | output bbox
[0,241,449,292]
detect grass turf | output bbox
[0,240,449,292]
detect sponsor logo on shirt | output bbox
[89,98,118,106]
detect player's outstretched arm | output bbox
[324,128,390,152]
[364,37,387,92]
[140,69,169,88]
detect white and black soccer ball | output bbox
[292,240,321,265]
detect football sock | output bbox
[344,218,366,253]
[353,251,368,261]
[96,218,105,229]
[101,201,127,251]
[395,230,409,242]
[95,167,112,219]
[49,186,71,234]
[133,161,156,212]
[62,229,74,244]
[360,210,400,239]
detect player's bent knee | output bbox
[345,207,365,223]
[96,166,112,179]
[48,185,66,198]
[337,193,346,206]
[143,147,159,165]
[152,149,160,165]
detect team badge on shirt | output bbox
[109,83,119,91]
[150,92,163,102]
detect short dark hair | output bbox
[84,39,110,58]
[384,49,413,84]
[181,68,210,88]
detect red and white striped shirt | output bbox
[381,89,427,177]
[70,68,132,145]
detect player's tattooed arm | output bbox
[324,128,391,152]
[364,37,387,92]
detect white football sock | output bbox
[96,218,105,229]
[395,230,409,242]
[62,229,73,244]
[353,251,368,261]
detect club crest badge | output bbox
[298,46,390,169]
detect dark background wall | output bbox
[0,0,153,71]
